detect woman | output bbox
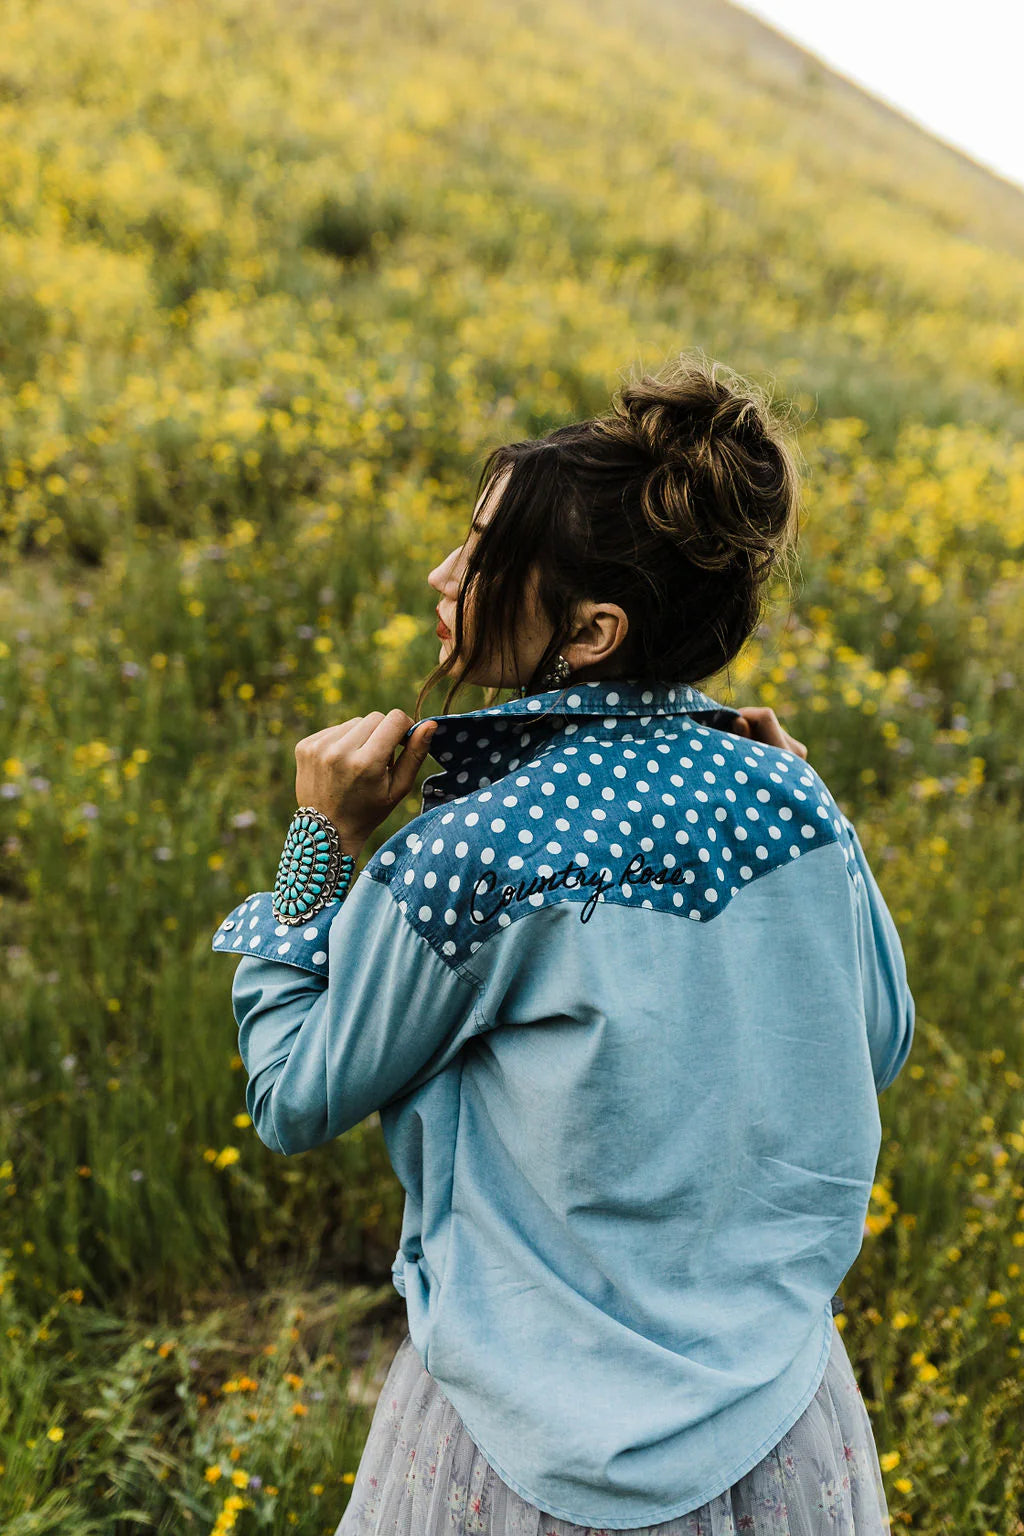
[211,351,911,1534]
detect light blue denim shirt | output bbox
[211,677,914,1529]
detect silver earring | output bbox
[539,653,572,690]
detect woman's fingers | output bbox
[384,718,439,804]
[294,709,437,840]
[728,706,807,759]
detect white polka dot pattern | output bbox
[360,679,861,970]
[210,889,339,977]
[209,680,860,980]
[415,679,728,815]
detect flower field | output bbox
[2,0,1024,1529]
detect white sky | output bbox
[733,1,1024,191]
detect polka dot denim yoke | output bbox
[209,675,915,1529]
[212,676,864,979]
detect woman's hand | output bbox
[727,706,807,759]
[294,710,439,858]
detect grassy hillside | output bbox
[1,0,1023,1529]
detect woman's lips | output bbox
[436,617,451,639]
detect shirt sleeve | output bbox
[845,819,916,1094]
[210,871,486,1154]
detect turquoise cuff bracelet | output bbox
[272,806,356,924]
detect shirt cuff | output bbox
[210,890,342,978]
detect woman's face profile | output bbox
[427,465,551,691]
[427,462,631,690]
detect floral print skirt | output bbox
[335,1317,892,1536]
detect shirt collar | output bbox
[400,677,742,812]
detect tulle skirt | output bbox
[335,1317,892,1535]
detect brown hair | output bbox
[413,347,803,721]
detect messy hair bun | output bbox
[416,348,803,718]
[593,356,800,578]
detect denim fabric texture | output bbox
[212,677,914,1529]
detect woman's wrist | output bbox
[304,805,367,864]
[334,831,367,865]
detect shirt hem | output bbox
[429,1302,837,1531]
